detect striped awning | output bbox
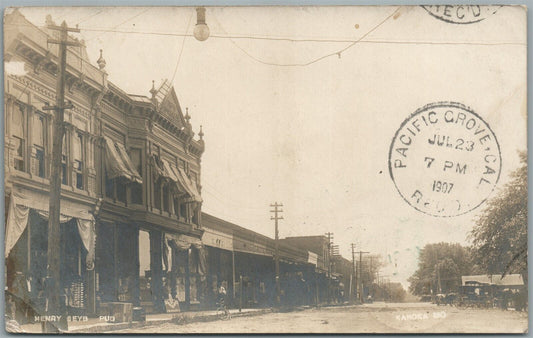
[163,162,202,203]
[104,136,142,184]
[160,158,187,196]
[175,166,202,203]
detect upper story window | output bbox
[103,135,142,204]
[73,132,84,189]
[12,103,25,172]
[190,171,198,187]
[162,183,170,212]
[33,113,46,178]
[116,178,127,203]
[178,158,187,172]
[105,168,114,199]
[61,134,68,185]
[154,177,162,210]
[130,148,143,205]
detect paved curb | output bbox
[68,308,273,334]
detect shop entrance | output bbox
[138,230,152,311]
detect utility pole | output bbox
[376,270,380,301]
[351,243,356,303]
[369,256,374,300]
[42,21,80,333]
[436,264,442,294]
[270,202,283,307]
[433,251,441,298]
[354,250,369,303]
[325,232,333,304]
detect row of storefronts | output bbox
[201,214,337,310]
[4,9,352,324]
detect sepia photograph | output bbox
[3,5,528,334]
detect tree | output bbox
[374,281,407,302]
[388,282,407,302]
[470,152,527,281]
[408,243,476,296]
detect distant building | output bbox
[281,235,330,273]
[461,274,524,287]
[280,236,333,303]
[202,213,319,308]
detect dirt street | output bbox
[112,302,528,334]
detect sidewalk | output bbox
[17,308,271,334]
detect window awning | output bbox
[153,157,201,203]
[174,166,202,203]
[104,136,142,184]
[5,190,96,269]
[160,158,187,196]
[164,233,206,276]
[165,233,203,250]
[151,155,165,179]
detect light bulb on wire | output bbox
[193,7,210,41]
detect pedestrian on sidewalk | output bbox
[217,284,230,318]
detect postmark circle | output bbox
[421,5,501,24]
[388,102,501,217]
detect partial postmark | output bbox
[421,5,502,24]
[389,102,501,217]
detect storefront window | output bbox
[139,230,152,304]
[60,220,87,311]
[96,222,115,303]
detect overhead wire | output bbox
[76,9,104,25]
[59,26,527,46]
[6,10,154,82]
[211,6,402,67]
[169,9,194,85]
[6,20,526,45]
[50,8,77,24]
[86,8,150,42]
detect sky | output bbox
[11,6,527,288]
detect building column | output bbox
[5,98,16,173]
[86,268,96,316]
[184,249,190,310]
[86,134,97,196]
[133,227,140,307]
[113,223,119,301]
[149,230,164,313]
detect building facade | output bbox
[202,214,324,308]
[280,236,336,304]
[4,9,205,320]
